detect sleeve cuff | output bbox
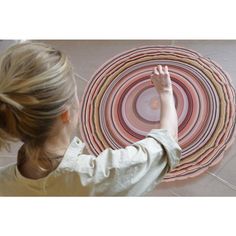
[146,128,182,170]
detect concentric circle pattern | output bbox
[79,45,236,182]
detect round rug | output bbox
[79,45,236,182]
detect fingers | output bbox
[164,65,169,74]
[158,65,164,75]
[154,66,159,75]
[152,65,169,76]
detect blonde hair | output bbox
[0,41,77,174]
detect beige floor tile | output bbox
[146,187,179,196]
[159,173,236,196]
[0,156,17,166]
[212,153,236,186]
[0,141,23,166]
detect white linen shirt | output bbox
[0,129,182,196]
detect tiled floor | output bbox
[0,40,235,196]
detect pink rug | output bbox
[79,45,236,182]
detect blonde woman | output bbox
[0,41,182,196]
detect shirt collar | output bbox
[14,136,86,183]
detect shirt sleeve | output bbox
[76,128,182,196]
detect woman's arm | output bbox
[160,91,178,142]
[150,65,179,142]
[76,128,182,196]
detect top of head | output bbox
[0,40,78,147]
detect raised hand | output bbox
[150,65,173,94]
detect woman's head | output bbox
[0,41,79,173]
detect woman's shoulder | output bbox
[54,136,89,171]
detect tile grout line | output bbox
[168,189,180,196]
[74,73,89,83]
[207,171,236,191]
